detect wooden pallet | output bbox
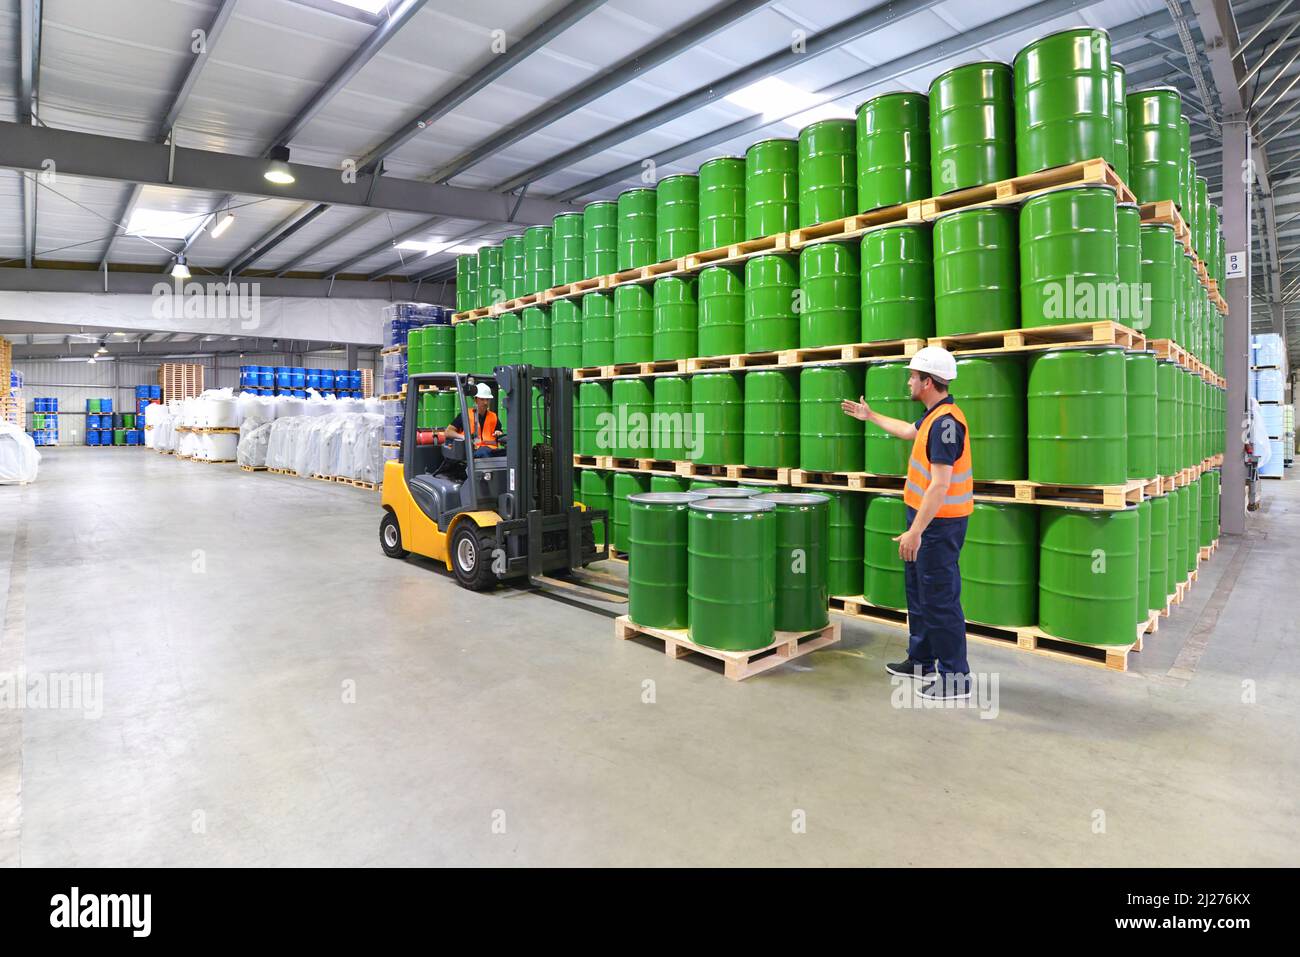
[921,158,1135,219]
[685,350,782,372]
[615,615,840,680]
[724,464,789,484]
[683,233,788,269]
[334,476,381,491]
[673,461,731,479]
[787,470,1144,510]
[192,458,235,464]
[1197,538,1220,562]
[573,454,601,467]
[544,275,608,301]
[788,200,925,249]
[267,467,296,476]
[379,344,406,356]
[781,338,926,365]
[239,465,267,472]
[929,320,1145,356]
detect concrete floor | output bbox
[1,447,1297,866]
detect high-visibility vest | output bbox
[903,401,974,517]
[467,407,500,449]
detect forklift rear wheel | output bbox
[450,524,498,591]
[380,512,408,558]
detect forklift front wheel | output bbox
[450,523,498,591]
[380,512,408,559]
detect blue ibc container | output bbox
[101,398,112,414]
[383,401,405,443]
[135,385,151,399]
[149,385,161,400]
[1260,440,1284,477]
[275,366,292,389]
[1260,403,1284,438]
[86,431,100,447]
[126,430,142,446]
[86,414,98,429]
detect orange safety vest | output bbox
[903,401,974,517]
[466,407,500,449]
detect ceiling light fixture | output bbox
[264,145,295,185]
[171,255,192,281]
[211,212,236,239]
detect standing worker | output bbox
[842,347,973,700]
[445,382,503,458]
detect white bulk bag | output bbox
[0,425,40,483]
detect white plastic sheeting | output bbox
[0,425,41,484]
[237,421,274,468]
[255,413,384,483]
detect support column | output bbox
[1221,114,1251,536]
[345,343,358,372]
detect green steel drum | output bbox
[933,207,1017,335]
[582,292,614,367]
[1135,498,1150,624]
[627,492,708,629]
[523,225,552,295]
[954,355,1027,480]
[698,156,745,249]
[688,498,776,650]
[406,328,424,376]
[826,491,865,597]
[1155,359,1179,476]
[744,369,799,468]
[1139,223,1178,339]
[1194,175,1208,261]
[652,276,698,360]
[961,502,1038,627]
[1177,113,1191,213]
[617,188,657,270]
[1148,493,1168,613]
[497,311,521,365]
[1117,203,1142,327]
[1038,507,1139,646]
[552,213,585,285]
[856,91,929,211]
[864,495,909,610]
[1126,87,1182,204]
[477,244,504,309]
[1020,186,1118,328]
[503,234,526,301]
[692,372,743,465]
[1169,486,1186,596]
[1110,63,1128,183]
[656,174,699,261]
[800,366,865,472]
[1027,347,1127,485]
[1209,205,1221,284]
[549,299,582,367]
[652,476,691,493]
[113,428,126,446]
[864,361,914,476]
[745,253,799,352]
[1180,367,1195,469]
[583,201,618,279]
[474,317,498,376]
[580,469,613,546]
[455,254,478,312]
[454,320,477,373]
[745,138,799,239]
[1125,351,1158,479]
[1200,469,1219,547]
[753,493,831,631]
[695,486,760,498]
[613,472,651,553]
[798,119,856,227]
[653,376,691,461]
[798,241,860,347]
[860,224,934,341]
[521,306,551,366]
[1013,26,1113,174]
[577,381,611,457]
[1185,477,1200,575]
[928,61,1014,193]
[688,480,724,491]
[697,265,745,357]
[1187,158,1200,255]
[612,378,653,457]
[613,284,653,363]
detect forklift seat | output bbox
[408,472,461,524]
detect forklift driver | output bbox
[444,382,503,457]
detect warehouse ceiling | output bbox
[0,0,1296,359]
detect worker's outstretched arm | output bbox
[445,424,463,439]
[841,396,917,440]
[895,463,952,561]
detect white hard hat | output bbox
[908,346,958,382]
[474,382,493,399]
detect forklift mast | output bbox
[497,364,576,519]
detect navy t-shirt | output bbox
[914,395,966,467]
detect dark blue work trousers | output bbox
[904,507,970,677]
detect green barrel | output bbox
[692,372,743,465]
[652,276,697,360]
[407,327,425,376]
[698,156,745,249]
[497,311,521,365]
[628,492,708,629]
[523,225,553,296]
[696,486,761,498]
[474,317,498,376]
[754,492,831,631]
[1027,347,1127,485]
[798,241,860,347]
[745,138,799,239]
[477,244,504,309]
[113,428,126,446]
[550,299,583,367]
[656,174,699,260]
[688,480,724,492]
[826,491,865,597]
[613,472,650,553]
[1116,203,1142,326]
[860,224,934,341]
[697,265,745,357]
[688,498,776,650]
[1139,223,1178,339]
[954,355,1027,480]
[652,476,691,493]
[1200,469,1219,547]
[1110,63,1128,183]
[1126,87,1182,204]
[653,376,691,461]
[424,323,454,373]
[744,369,799,468]
[1185,477,1200,575]
[1194,175,1208,261]
[1038,507,1138,646]
[455,253,478,312]
[933,207,1017,335]
[612,378,652,457]
[1020,185,1118,328]
[863,495,909,610]
[798,119,856,227]
[800,365,864,472]
[552,213,585,286]
[1125,351,1158,479]
[1148,493,1169,613]
[1180,367,1195,469]
[580,469,612,546]
[583,201,618,280]
[613,284,653,363]
[864,361,914,476]
[1170,366,1187,470]
[961,502,1039,627]
[856,92,929,211]
[1177,113,1190,213]
[521,306,551,366]
[928,61,1014,193]
[1168,486,1186,596]
[1209,205,1221,283]
[577,381,611,457]
[617,188,656,270]
[1135,498,1150,624]
[454,320,477,373]
[744,253,799,352]
[582,292,614,367]
[1013,26,1113,175]
[502,234,526,302]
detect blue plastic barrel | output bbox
[101,398,112,414]
[275,367,291,389]
[86,430,99,446]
